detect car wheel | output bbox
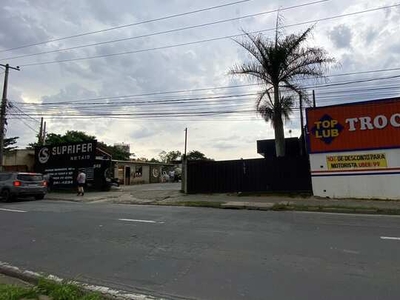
[1,189,13,202]
[34,195,45,200]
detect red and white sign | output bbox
[306,98,400,153]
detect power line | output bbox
[309,84,400,95]
[18,3,400,67]
[14,72,400,106]
[18,92,258,107]
[305,74,400,89]
[8,110,39,134]
[311,86,400,97]
[15,85,259,105]
[1,0,328,61]
[9,102,41,123]
[327,67,400,78]
[0,0,251,53]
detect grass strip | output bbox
[0,278,103,300]
[0,283,38,300]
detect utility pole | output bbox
[181,128,188,193]
[299,93,305,156]
[0,63,20,170]
[299,93,304,136]
[312,90,316,107]
[43,121,47,145]
[184,127,188,158]
[38,117,44,144]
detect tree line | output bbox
[27,130,211,162]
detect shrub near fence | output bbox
[186,157,311,194]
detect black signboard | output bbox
[35,140,97,188]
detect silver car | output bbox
[0,172,47,202]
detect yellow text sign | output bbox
[326,153,387,170]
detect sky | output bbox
[0,0,399,160]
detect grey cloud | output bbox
[212,141,239,150]
[0,4,49,50]
[329,24,352,49]
[130,126,154,139]
[41,83,97,104]
[363,27,379,45]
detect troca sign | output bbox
[306,98,400,153]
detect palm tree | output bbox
[230,23,334,157]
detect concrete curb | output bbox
[155,201,400,215]
[45,194,123,203]
[270,204,400,215]
[0,261,179,300]
[221,201,274,210]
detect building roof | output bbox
[112,160,174,166]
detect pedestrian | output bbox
[169,170,175,183]
[77,169,86,196]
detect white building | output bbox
[306,97,400,200]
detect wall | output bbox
[186,157,311,194]
[310,149,400,199]
[3,149,34,171]
[113,161,167,185]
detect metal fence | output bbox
[186,157,311,194]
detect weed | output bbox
[36,278,103,300]
[0,283,38,300]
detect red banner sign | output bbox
[306,98,400,153]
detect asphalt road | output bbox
[0,200,399,300]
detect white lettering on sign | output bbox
[51,142,94,156]
[346,118,358,132]
[373,115,388,129]
[359,116,373,130]
[345,113,400,131]
[390,113,400,127]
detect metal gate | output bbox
[186,157,311,194]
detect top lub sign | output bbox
[306,98,400,153]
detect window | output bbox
[135,167,142,177]
[17,174,43,181]
[0,174,12,181]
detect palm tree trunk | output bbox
[273,86,285,157]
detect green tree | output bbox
[230,23,334,156]
[159,150,182,163]
[4,136,19,153]
[98,142,132,161]
[29,130,132,160]
[29,131,95,147]
[186,150,212,160]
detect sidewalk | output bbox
[43,183,400,215]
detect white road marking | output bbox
[118,218,164,224]
[0,208,27,213]
[342,249,360,254]
[380,236,400,241]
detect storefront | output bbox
[113,160,173,185]
[35,140,112,190]
[306,97,400,199]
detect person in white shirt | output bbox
[77,169,86,196]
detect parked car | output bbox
[0,172,47,202]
